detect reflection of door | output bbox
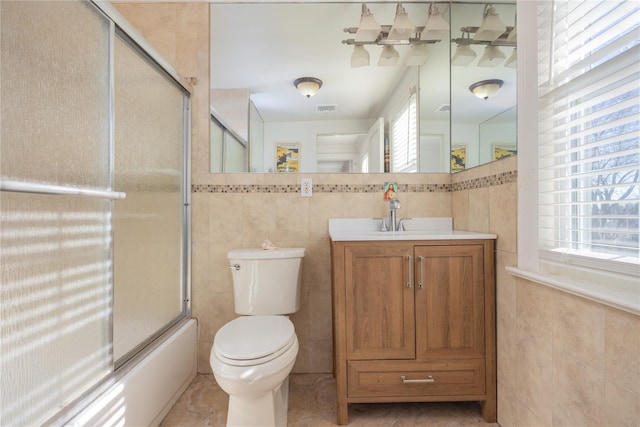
[316,134,365,172]
[367,117,385,173]
[420,134,445,173]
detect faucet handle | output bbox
[390,198,401,209]
[380,218,388,231]
[396,218,411,231]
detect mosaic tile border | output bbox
[192,170,517,194]
[451,170,518,191]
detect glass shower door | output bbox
[112,32,189,363]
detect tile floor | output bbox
[160,374,500,427]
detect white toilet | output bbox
[210,247,305,427]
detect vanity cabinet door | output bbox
[344,243,415,360]
[414,244,485,360]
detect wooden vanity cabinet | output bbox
[330,239,496,425]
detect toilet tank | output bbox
[227,248,305,315]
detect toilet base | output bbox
[226,376,290,427]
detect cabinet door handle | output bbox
[406,255,413,288]
[417,256,425,289]
[400,375,434,384]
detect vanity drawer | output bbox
[347,360,485,398]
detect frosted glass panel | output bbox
[112,35,186,361]
[0,2,112,425]
[0,193,112,426]
[224,132,247,173]
[211,119,224,173]
[0,1,110,187]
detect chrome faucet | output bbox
[388,198,401,231]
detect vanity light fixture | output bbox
[351,44,370,67]
[406,43,429,66]
[378,45,400,66]
[469,79,503,100]
[474,4,506,42]
[355,3,382,42]
[451,42,477,66]
[504,48,516,68]
[477,45,505,67]
[343,3,442,68]
[294,77,323,98]
[507,11,517,42]
[421,3,449,41]
[387,3,415,41]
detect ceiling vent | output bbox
[315,104,337,113]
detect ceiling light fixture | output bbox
[421,3,449,41]
[469,79,503,100]
[351,45,370,68]
[355,3,382,42]
[378,45,400,66]
[387,3,415,41]
[294,77,323,98]
[477,45,505,67]
[474,4,506,42]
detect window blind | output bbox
[391,92,418,173]
[538,0,640,276]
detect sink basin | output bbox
[328,218,497,241]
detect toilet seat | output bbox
[213,315,296,367]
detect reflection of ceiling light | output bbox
[355,3,382,42]
[351,45,370,68]
[451,43,477,66]
[469,79,503,100]
[421,3,449,40]
[378,45,400,66]
[478,45,505,67]
[294,77,323,98]
[474,4,506,42]
[388,3,415,41]
[505,48,516,68]
[406,44,429,66]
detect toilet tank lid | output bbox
[227,247,305,259]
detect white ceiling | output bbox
[210,2,517,125]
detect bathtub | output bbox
[67,319,197,426]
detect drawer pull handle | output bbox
[400,375,434,384]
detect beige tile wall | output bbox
[194,163,516,375]
[496,277,640,427]
[192,172,454,373]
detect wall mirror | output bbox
[210,1,516,174]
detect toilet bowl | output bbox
[211,316,299,427]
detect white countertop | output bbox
[328,218,497,241]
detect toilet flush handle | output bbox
[229,264,240,270]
